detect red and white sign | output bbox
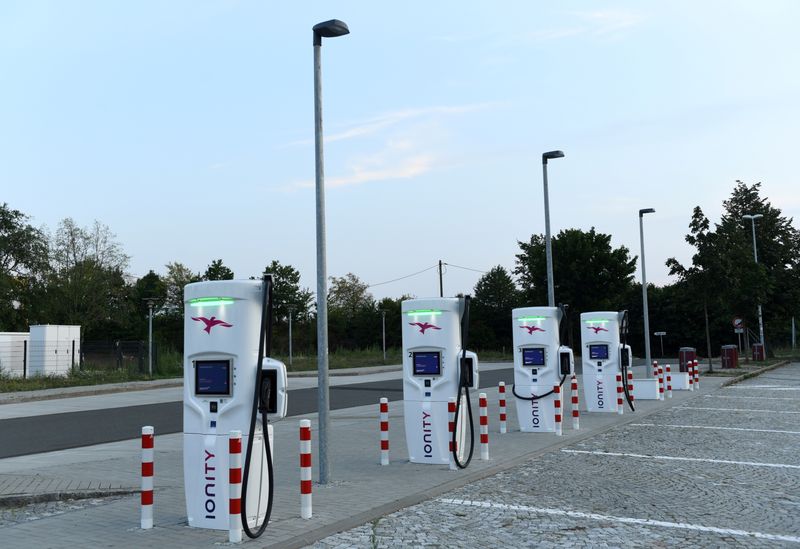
[732,317,744,329]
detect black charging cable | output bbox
[452,296,476,469]
[241,275,275,538]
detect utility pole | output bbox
[438,260,444,297]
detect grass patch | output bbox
[1,345,515,392]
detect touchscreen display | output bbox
[522,348,545,366]
[195,360,231,396]
[589,344,609,360]
[413,352,441,376]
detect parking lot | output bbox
[311,363,800,548]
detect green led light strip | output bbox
[405,309,442,316]
[583,319,610,324]
[517,316,546,322]
[189,297,235,307]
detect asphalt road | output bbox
[0,368,515,459]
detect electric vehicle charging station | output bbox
[183,279,287,537]
[401,297,479,467]
[511,306,574,432]
[580,311,634,413]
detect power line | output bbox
[367,264,439,288]
[443,262,487,274]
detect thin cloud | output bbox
[287,139,437,191]
[574,9,645,36]
[287,102,497,146]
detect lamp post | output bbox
[286,305,297,368]
[143,298,158,377]
[639,208,655,368]
[743,214,765,348]
[542,150,565,307]
[313,18,349,485]
[380,309,386,363]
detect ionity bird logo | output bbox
[588,326,608,334]
[192,316,233,334]
[521,326,545,335]
[409,322,441,335]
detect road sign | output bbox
[733,317,744,329]
[654,331,667,336]
[735,328,744,334]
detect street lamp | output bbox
[379,309,387,363]
[313,18,349,486]
[639,208,655,368]
[542,150,565,307]
[743,213,765,348]
[286,305,297,368]
[143,298,158,377]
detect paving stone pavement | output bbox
[0,360,788,548]
[310,362,800,548]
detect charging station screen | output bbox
[522,348,545,366]
[195,360,231,396]
[413,352,441,376]
[589,345,609,360]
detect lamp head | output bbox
[542,150,565,164]
[639,208,655,217]
[313,19,350,45]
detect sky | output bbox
[2,1,799,302]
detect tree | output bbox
[328,273,374,312]
[471,266,520,350]
[0,204,49,330]
[203,259,234,281]
[327,273,376,350]
[515,228,637,313]
[667,181,800,354]
[261,260,314,322]
[163,262,201,315]
[44,219,132,338]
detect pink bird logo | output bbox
[192,316,233,334]
[521,325,545,334]
[409,322,441,334]
[588,326,608,334]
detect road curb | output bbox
[720,360,790,387]
[0,488,138,508]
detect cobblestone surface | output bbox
[0,495,131,527]
[310,363,800,548]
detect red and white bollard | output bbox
[688,362,695,392]
[479,393,489,460]
[379,398,389,466]
[658,365,664,401]
[626,369,635,406]
[448,397,457,471]
[554,385,563,436]
[666,364,673,398]
[616,374,624,415]
[570,374,580,430]
[140,426,154,530]
[693,359,700,389]
[498,382,507,434]
[299,419,312,519]
[228,430,243,543]
[652,360,659,379]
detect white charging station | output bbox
[580,311,630,413]
[401,298,479,465]
[511,307,574,432]
[183,280,287,531]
